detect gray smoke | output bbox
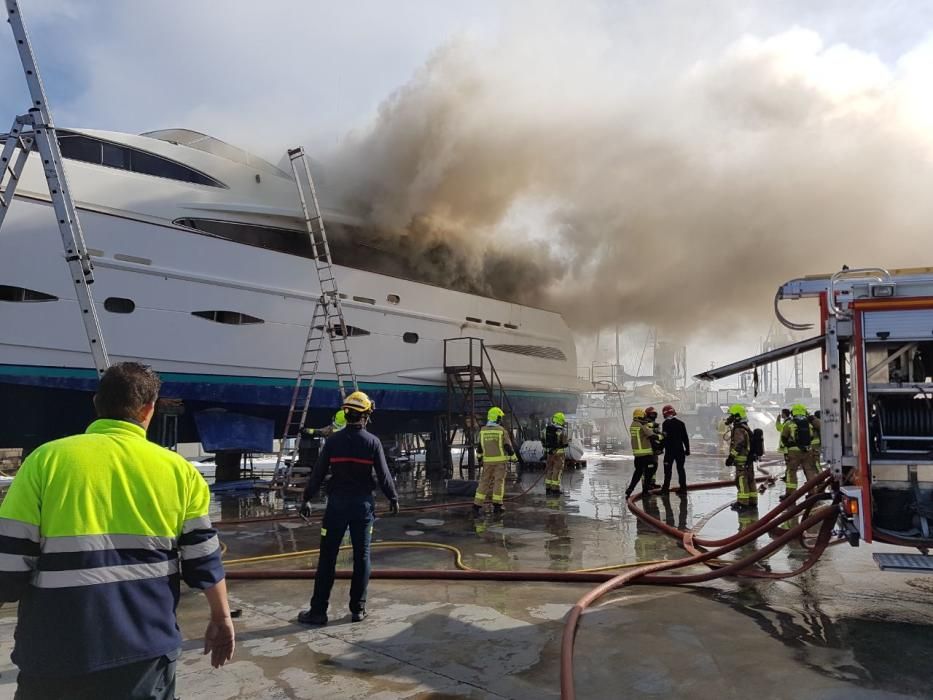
[323,26,933,334]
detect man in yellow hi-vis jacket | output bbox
[0,363,234,699]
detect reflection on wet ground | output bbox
[209,447,933,697]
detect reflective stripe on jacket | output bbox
[630,420,654,456]
[0,419,224,676]
[775,418,788,454]
[479,424,512,463]
[729,423,752,464]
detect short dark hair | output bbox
[93,362,161,421]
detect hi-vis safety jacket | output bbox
[0,419,225,676]
[775,417,788,454]
[477,422,515,464]
[630,420,655,457]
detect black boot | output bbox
[351,608,367,623]
[493,503,505,515]
[297,609,328,626]
[472,504,483,516]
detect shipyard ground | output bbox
[1,451,931,699]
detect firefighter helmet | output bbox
[791,403,807,417]
[662,405,676,418]
[342,391,374,414]
[552,411,566,426]
[487,406,505,423]
[633,408,646,419]
[728,404,747,420]
[645,406,658,419]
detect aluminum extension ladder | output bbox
[273,148,359,487]
[0,0,110,376]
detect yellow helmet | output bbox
[487,407,505,423]
[633,408,646,419]
[342,390,374,414]
[333,410,347,428]
[728,404,747,420]
[552,412,566,426]
[791,403,807,417]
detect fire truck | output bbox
[699,267,933,560]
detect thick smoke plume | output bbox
[324,26,933,334]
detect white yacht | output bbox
[0,128,580,444]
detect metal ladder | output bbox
[0,0,110,376]
[273,147,358,487]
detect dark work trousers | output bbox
[662,454,687,491]
[15,652,177,700]
[310,494,375,614]
[626,455,656,496]
[644,454,661,488]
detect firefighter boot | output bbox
[493,503,505,516]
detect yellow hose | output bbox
[222,540,670,574]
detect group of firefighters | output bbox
[627,405,692,497]
[629,402,822,511]
[469,407,571,516]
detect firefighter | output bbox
[725,404,757,510]
[661,405,690,493]
[626,408,656,497]
[780,404,819,498]
[544,411,569,495]
[810,409,822,468]
[298,391,399,626]
[775,407,791,488]
[644,406,664,490]
[473,407,515,516]
[304,410,347,439]
[297,410,347,470]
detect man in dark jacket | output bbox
[298,391,399,626]
[661,405,690,493]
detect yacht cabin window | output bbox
[57,132,223,187]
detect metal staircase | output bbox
[443,337,524,477]
[273,147,358,487]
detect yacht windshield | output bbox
[141,129,290,179]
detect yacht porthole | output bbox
[387,294,400,305]
[403,332,419,344]
[104,297,135,314]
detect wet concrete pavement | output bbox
[1,449,932,698]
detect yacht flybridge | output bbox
[0,126,580,443]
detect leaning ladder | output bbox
[273,148,359,487]
[1,1,110,376]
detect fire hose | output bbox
[218,467,841,700]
